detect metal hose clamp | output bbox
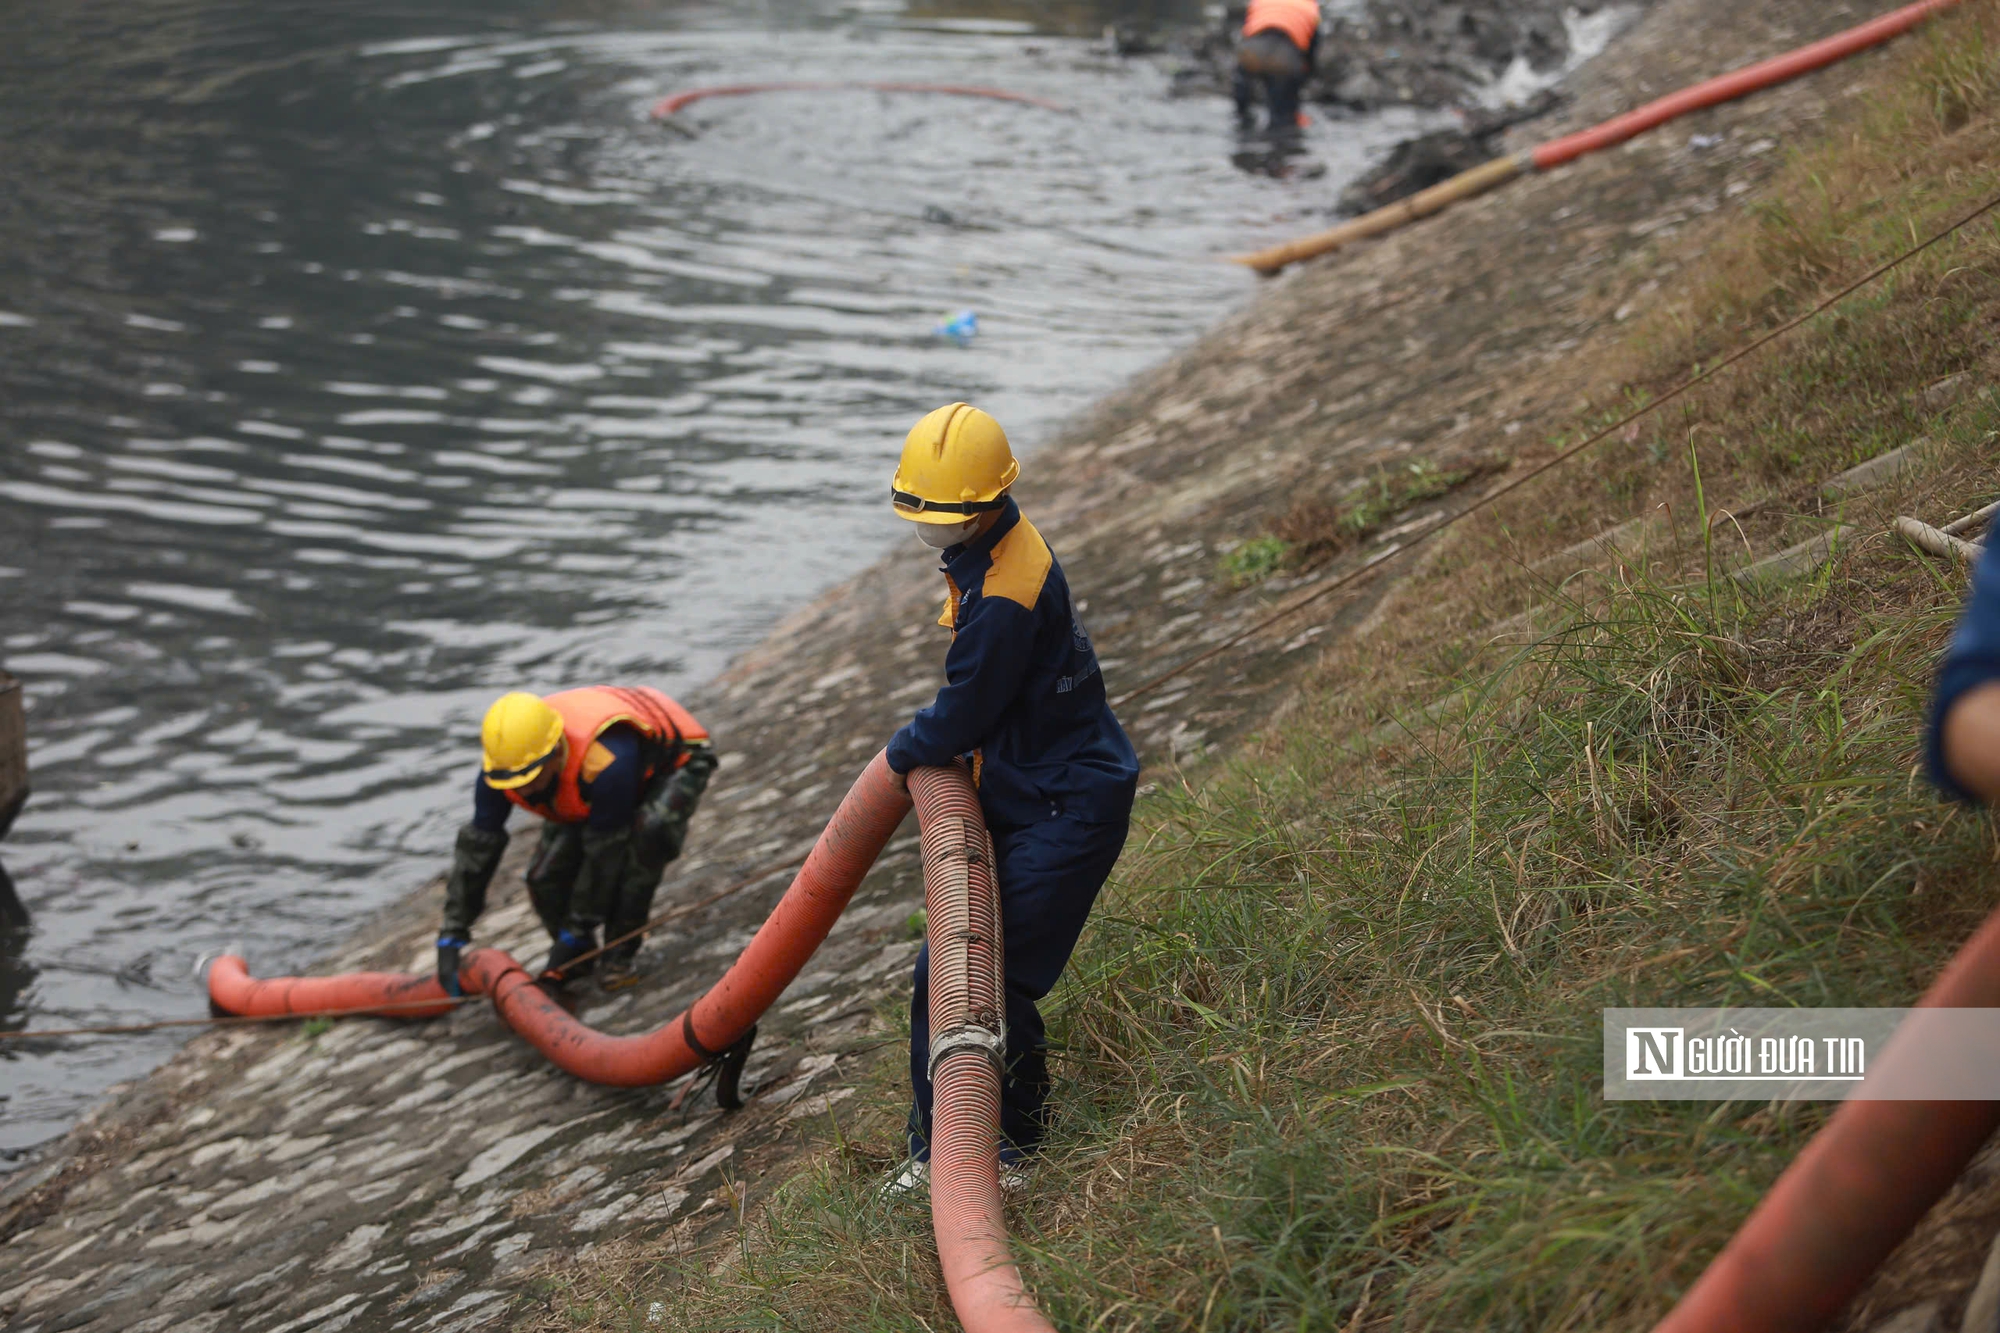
[929,1023,1006,1080]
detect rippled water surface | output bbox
[0,0,1446,1157]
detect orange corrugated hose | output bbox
[909,763,1055,1333]
[1650,903,2000,1333]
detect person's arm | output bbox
[1929,531,2000,803]
[885,593,1036,778]
[438,774,513,994]
[1941,684,2000,803]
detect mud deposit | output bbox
[0,0,1905,1327]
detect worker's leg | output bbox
[908,939,936,1159]
[601,747,718,989]
[906,813,1128,1160]
[991,816,1128,1155]
[1267,71,1304,130]
[1232,65,1259,120]
[525,822,584,940]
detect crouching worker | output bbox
[1233,0,1320,132]
[883,403,1139,1191]
[434,686,717,995]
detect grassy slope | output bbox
[569,7,2000,1329]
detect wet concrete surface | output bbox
[0,0,1899,1326]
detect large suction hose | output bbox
[211,753,1054,1333]
[909,764,1056,1333]
[210,751,909,1088]
[1233,0,1966,274]
[1651,902,2000,1333]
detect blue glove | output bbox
[436,933,468,998]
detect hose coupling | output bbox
[929,1023,1006,1080]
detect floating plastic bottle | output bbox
[935,310,978,344]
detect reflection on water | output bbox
[0,0,1447,1160]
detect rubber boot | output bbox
[597,938,642,993]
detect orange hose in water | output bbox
[1652,903,2000,1333]
[650,82,1068,119]
[909,764,1056,1333]
[210,751,911,1088]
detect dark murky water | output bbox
[0,0,1448,1159]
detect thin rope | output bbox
[1111,187,2000,709]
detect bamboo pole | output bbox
[1231,153,1528,274]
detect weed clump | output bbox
[1274,459,1473,570]
[1220,535,1290,586]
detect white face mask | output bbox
[916,518,979,549]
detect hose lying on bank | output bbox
[211,752,1046,1333]
[910,763,1055,1333]
[209,751,910,1089]
[1233,0,1966,274]
[1650,903,2000,1333]
[650,82,1069,120]
[207,960,458,1021]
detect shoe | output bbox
[878,1158,929,1202]
[597,951,641,993]
[539,929,597,984]
[998,1144,1034,1195]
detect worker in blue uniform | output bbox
[881,402,1139,1192]
[1930,521,2000,802]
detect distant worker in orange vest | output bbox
[1234,0,1321,132]
[434,686,716,995]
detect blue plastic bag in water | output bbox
[935,310,977,344]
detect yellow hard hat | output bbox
[890,403,1019,525]
[481,692,565,790]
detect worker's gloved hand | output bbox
[542,928,597,982]
[436,933,468,998]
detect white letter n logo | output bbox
[1627,1027,1683,1080]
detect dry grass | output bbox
[541,5,2000,1329]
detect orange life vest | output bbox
[1242,0,1319,51]
[504,685,708,824]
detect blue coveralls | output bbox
[885,498,1139,1160]
[1928,519,2000,801]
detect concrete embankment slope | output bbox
[0,0,1891,1327]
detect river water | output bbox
[0,0,1449,1160]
